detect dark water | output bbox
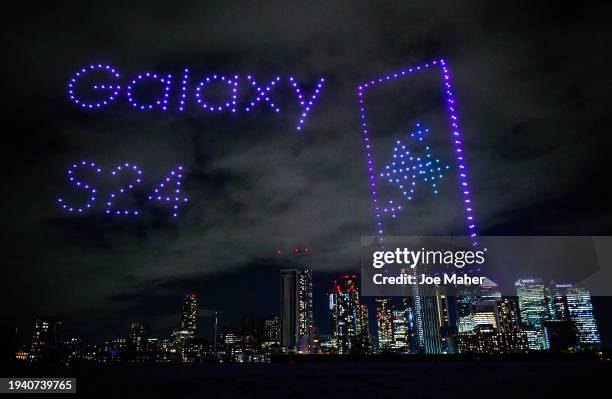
[2,360,610,398]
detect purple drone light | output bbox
[147,165,188,217]
[195,75,239,113]
[126,72,172,111]
[106,162,143,216]
[178,68,189,112]
[379,122,451,219]
[68,64,326,131]
[57,160,102,214]
[356,59,477,243]
[68,64,121,109]
[289,77,325,132]
[58,162,189,218]
[244,76,281,112]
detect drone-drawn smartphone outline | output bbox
[356,59,477,245]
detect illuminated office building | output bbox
[264,315,280,345]
[516,279,547,329]
[515,278,548,350]
[180,293,198,335]
[566,287,600,348]
[127,322,149,353]
[550,285,601,349]
[298,267,314,353]
[456,285,501,334]
[496,299,529,353]
[29,318,62,363]
[405,297,417,353]
[126,322,149,362]
[413,284,449,354]
[62,336,84,365]
[496,299,521,331]
[171,293,199,361]
[456,294,476,335]
[457,316,474,334]
[457,325,500,354]
[478,284,502,302]
[522,328,544,351]
[391,308,409,353]
[457,291,478,315]
[457,298,528,354]
[547,284,570,321]
[280,267,313,353]
[280,269,299,352]
[329,274,360,354]
[375,298,393,351]
[458,301,497,336]
[472,301,498,329]
[355,304,372,353]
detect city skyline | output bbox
[13,264,604,366]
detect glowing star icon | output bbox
[379,122,450,218]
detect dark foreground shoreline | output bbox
[2,358,610,398]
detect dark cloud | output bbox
[2,0,612,341]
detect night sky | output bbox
[2,1,612,345]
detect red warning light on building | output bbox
[292,247,310,254]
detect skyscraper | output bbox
[456,290,479,334]
[172,293,199,359]
[457,294,528,354]
[375,298,393,351]
[496,299,529,353]
[548,284,601,349]
[566,287,600,348]
[127,322,149,362]
[264,315,280,344]
[496,299,521,331]
[29,318,62,363]
[471,301,498,329]
[404,297,417,353]
[391,308,409,353]
[456,285,501,334]
[515,278,548,350]
[181,293,198,335]
[329,274,360,354]
[298,267,314,353]
[355,304,372,353]
[280,267,313,353]
[413,284,450,354]
[280,269,299,352]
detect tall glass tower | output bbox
[412,283,449,354]
[549,284,601,349]
[280,267,313,353]
[329,274,360,354]
[515,278,548,350]
[391,308,409,353]
[375,298,393,351]
[566,287,600,348]
[181,293,198,335]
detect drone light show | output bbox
[356,59,478,243]
[67,64,326,132]
[378,122,451,219]
[60,59,476,227]
[57,161,188,217]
